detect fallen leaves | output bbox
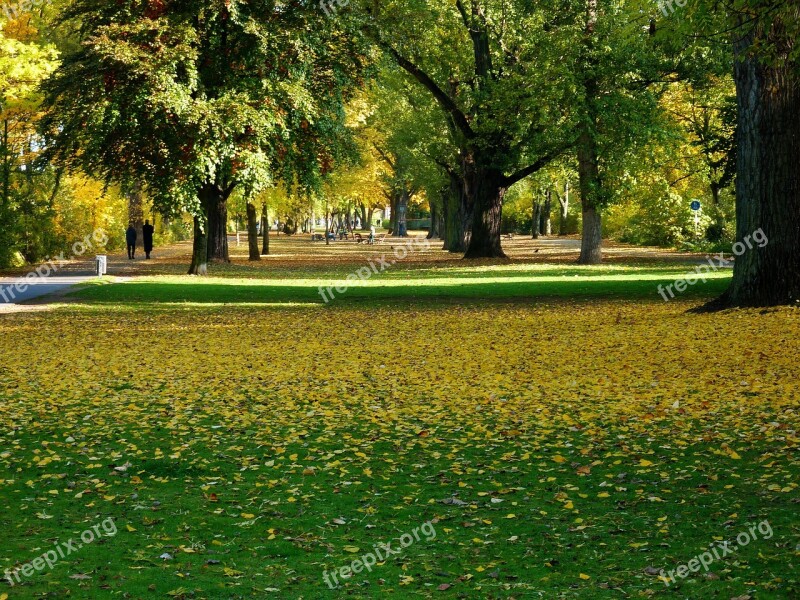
[0,302,797,597]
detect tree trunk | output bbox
[261,204,270,255]
[579,204,602,264]
[246,202,260,260]
[206,185,230,263]
[325,202,330,245]
[542,190,552,236]
[359,203,368,229]
[577,127,603,264]
[188,215,208,275]
[532,200,541,239]
[388,195,398,234]
[558,182,569,236]
[443,171,470,253]
[394,190,409,237]
[464,164,506,259]
[428,201,442,239]
[718,19,800,306]
[577,0,602,265]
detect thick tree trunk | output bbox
[359,204,368,230]
[577,129,603,264]
[718,21,800,306]
[261,204,269,255]
[188,215,208,275]
[464,165,506,259]
[577,0,602,265]
[246,202,260,261]
[443,172,470,253]
[579,204,602,264]
[206,185,230,263]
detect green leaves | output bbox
[39,0,369,216]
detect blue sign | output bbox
[690,201,701,211]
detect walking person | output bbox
[126,223,137,259]
[143,220,155,259]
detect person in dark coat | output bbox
[125,223,137,259]
[143,220,155,259]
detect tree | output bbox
[363,0,574,258]
[668,0,800,306]
[571,0,675,264]
[664,78,737,239]
[40,0,366,274]
[0,18,59,265]
[721,1,800,305]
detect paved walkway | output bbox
[0,275,93,313]
[0,275,95,308]
[0,241,190,312]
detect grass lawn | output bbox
[1,246,798,598]
[69,263,732,305]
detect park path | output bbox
[0,241,192,312]
[0,275,95,307]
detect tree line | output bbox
[1,0,797,305]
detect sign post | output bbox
[690,200,701,238]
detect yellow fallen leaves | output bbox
[0,301,798,595]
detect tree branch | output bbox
[380,43,475,139]
[503,144,572,187]
[372,142,396,170]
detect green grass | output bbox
[5,261,793,600]
[70,264,732,305]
